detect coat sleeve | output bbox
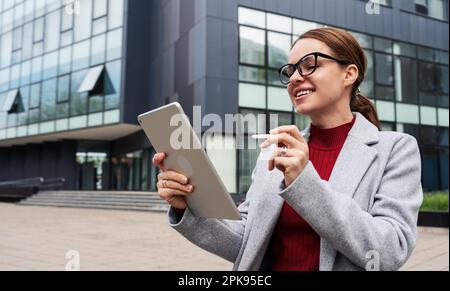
[167,160,261,263]
[278,135,423,270]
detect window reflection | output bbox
[268,32,291,69]
[41,78,57,121]
[74,0,92,42]
[72,39,90,71]
[394,56,418,104]
[105,60,121,110]
[240,26,265,66]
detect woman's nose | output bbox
[289,69,305,83]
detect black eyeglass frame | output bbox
[278,52,350,84]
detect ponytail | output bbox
[350,90,380,130]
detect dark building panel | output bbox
[122,0,152,125]
[0,147,11,182]
[25,144,42,179]
[10,146,26,179]
[57,140,78,190]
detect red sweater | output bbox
[270,116,356,271]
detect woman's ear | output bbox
[344,64,359,88]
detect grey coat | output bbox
[168,112,423,271]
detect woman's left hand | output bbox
[260,125,309,187]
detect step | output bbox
[25,195,165,203]
[19,201,169,212]
[36,192,160,198]
[22,198,167,207]
[39,191,159,196]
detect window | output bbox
[239,66,265,84]
[108,0,124,29]
[268,32,291,69]
[57,75,70,102]
[352,31,373,49]
[238,7,265,28]
[22,22,33,60]
[396,103,420,124]
[93,0,107,18]
[105,60,121,110]
[41,78,57,121]
[12,27,22,50]
[394,56,418,104]
[106,28,122,61]
[43,51,59,80]
[74,0,92,42]
[267,87,292,112]
[361,50,374,98]
[34,17,44,42]
[91,34,106,66]
[30,83,41,108]
[31,56,43,83]
[59,46,72,75]
[377,85,395,101]
[93,16,107,35]
[60,30,73,47]
[70,69,88,116]
[239,26,265,66]
[394,42,416,58]
[72,39,90,71]
[375,53,393,86]
[374,37,392,53]
[45,10,60,52]
[267,13,291,34]
[293,19,322,37]
[415,0,448,20]
[78,65,105,96]
[20,60,31,85]
[61,4,73,31]
[239,83,266,109]
[1,31,12,68]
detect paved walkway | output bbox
[0,203,447,271]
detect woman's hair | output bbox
[294,27,380,130]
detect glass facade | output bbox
[0,0,125,140]
[238,7,449,193]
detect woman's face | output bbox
[287,38,351,116]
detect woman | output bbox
[152,27,423,271]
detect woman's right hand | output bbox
[152,152,194,210]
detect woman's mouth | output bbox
[294,89,315,102]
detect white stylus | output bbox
[251,134,272,139]
[252,133,305,139]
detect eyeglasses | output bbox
[278,52,349,84]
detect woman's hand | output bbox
[260,125,309,187]
[152,152,194,210]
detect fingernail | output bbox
[184,177,188,184]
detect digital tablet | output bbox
[137,102,241,220]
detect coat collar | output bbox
[300,112,379,146]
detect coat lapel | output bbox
[316,112,379,270]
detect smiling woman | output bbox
[153,27,423,271]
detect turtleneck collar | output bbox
[308,115,356,150]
